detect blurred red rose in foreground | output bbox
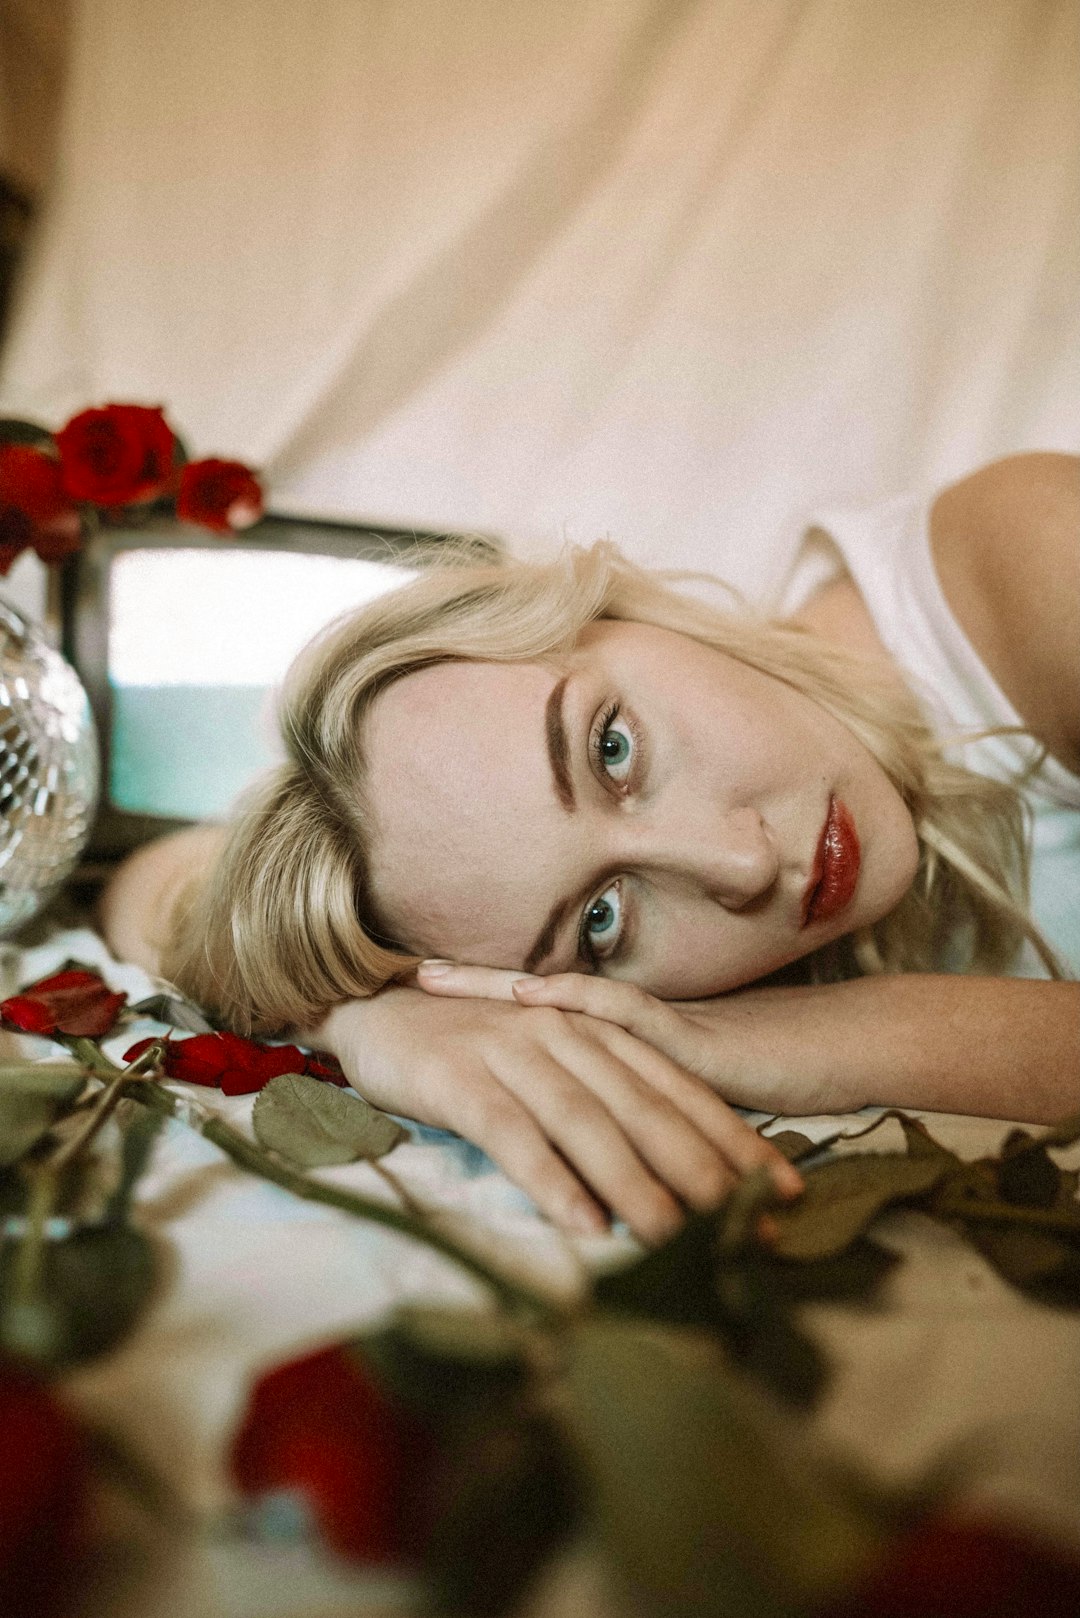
[123,1031,346,1095]
[824,1514,1080,1618]
[2,968,128,1039]
[56,403,176,507]
[230,1343,434,1564]
[0,1361,89,1615]
[0,445,82,572]
[177,457,263,532]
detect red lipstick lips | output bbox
[802,796,861,927]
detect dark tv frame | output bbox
[61,512,484,863]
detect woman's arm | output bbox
[97,824,227,976]
[415,964,1080,1126]
[97,830,802,1244]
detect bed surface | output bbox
[3,918,1077,1618]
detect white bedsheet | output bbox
[2,922,1078,1618]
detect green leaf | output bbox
[593,1211,829,1408]
[425,1412,582,1618]
[0,1222,157,1368]
[252,1071,406,1166]
[772,1154,949,1260]
[564,1319,890,1618]
[0,1063,86,1167]
[105,1105,166,1224]
[0,418,55,450]
[393,1304,528,1364]
[360,1315,530,1427]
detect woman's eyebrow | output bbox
[545,675,576,812]
[524,892,575,975]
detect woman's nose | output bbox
[696,806,780,909]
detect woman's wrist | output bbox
[717,974,1080,1125]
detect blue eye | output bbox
[581,881,623,962]
[595,712,634,784]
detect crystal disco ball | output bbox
[0,596,99,936]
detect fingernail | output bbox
[773,1161,804,1198]
[418,959,453,979]
[511,975,543,993]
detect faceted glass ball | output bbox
[0,598,99,936]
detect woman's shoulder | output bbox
[929,452,1080,773]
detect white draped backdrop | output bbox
[1,0,1077,604]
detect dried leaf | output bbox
[764,1239,901,1308]
[964,1225,1080,1309]
[772,1154,949,1260]
[564,1319,890,1618]
[128,992,215,1034]
[252,1071,406,1166]
[835,1111,958,1167]
[1036,1113,1080,1150]
[762,1130,822,1164]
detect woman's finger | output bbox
[544,1031,740,1213]
[583,1021,803,1197]
[512,971,709,1071]
[414,960,524,1001]
[489,1044,687,1245]
[454,1076,611,1237]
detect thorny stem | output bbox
[64,1037,562,1326]
[48,1043,164,1174]
[11,1164,54,1308]
[932,1193,1080,1235]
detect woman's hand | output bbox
[310,982,803,1247]
[417,964,1080,1128]
[414,961,863,1118]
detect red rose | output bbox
[177,458,263,532]
[824,1515,1080,1618]
[122,1031,347,1095]
[230,1344,434,1564]
[2,968,128,1039]
[55,403,176,507]
[0,445,82,572]
[0,1361,89,1615]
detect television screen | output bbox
[64,516,462,857]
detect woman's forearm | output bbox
[96,824,226,976]
[712,974,1080,1124]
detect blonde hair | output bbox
[164,541,1061,1034]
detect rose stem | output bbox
[63,1037,562,1325]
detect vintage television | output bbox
[62,514,483,863]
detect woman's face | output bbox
[363,621,920,997]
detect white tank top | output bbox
[776,491,1080,976]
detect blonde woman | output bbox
[101,453,1080,1244]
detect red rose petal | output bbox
[56,404,176,507]
[229,1345,433,1565]
[177,458,263,534]
[2,969,128,1039]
